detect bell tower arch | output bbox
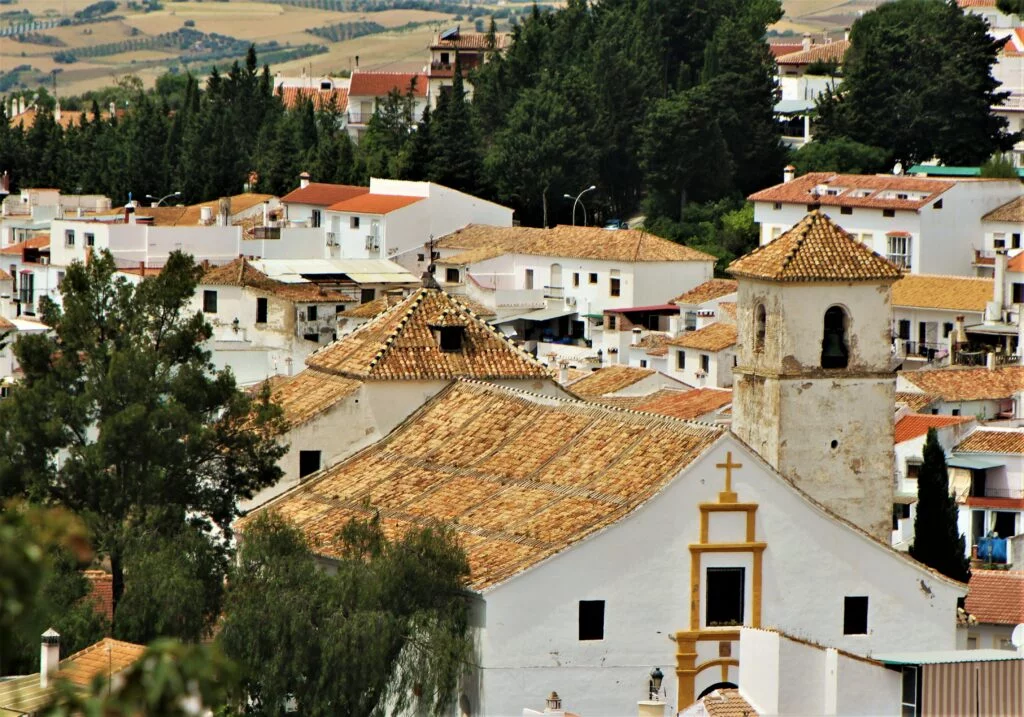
[727,210,902,540]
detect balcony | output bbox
[894,340,947,361]
[974,249,996,267]
[544,285,564,299]
[886,254,911,271]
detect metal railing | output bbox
[544,285,564,299]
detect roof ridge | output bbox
[365,289,426,375]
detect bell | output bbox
[821,331,848,368]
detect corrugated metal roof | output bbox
[875,649,1024,665]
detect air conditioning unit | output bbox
[565,296,577,307]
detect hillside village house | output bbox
[244,286,566,510]
[425,26,509,108]
[1,234,55,317]
[345,71,427,142]
[964,569,1024,651]
[773,34,848,146]
[273,73,349,114]
[749,172,1024,276]
[897,365,1024,420]
[890,274,993,363]
[1,187,112,248]
[278,176,367,227]
[979,195,1023,274]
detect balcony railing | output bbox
[886,254,912,271]
[544,285,564,299]
[894,340,947,359]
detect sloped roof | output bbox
[91,194,275,227]
[628,387,732,421]
[955,428,1024,455]
[279,86,348,112]
[1010,252,1024,273]
[900,366,1024,402]
[965,570,1024,626]
[244,380,723,591]
[776,39,850,65]
[326,194,424,214]
[431,31,511,50]
[280,182,369,206]
[892,274,993,312]
[634,332,671,356]
[269,370,363,428]
[0,268,11,281]
[437,225,716,264]
[748,172,954,211]
[896,391,939,412]
[690,687,760,717]
[340,292,495,320]
[728,210,902,283]
[672,279,738,305]
[569,365,655,398]
[304,288,551,381]
[348,71,428,98]
[0,316,15,331]
[0,234,49,254]
[668,322,738,352]
[200,257,353,302]
[982,195,1024,223]
[894,414,974,444]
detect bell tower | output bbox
[728,210,902,540]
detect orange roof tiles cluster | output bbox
[437,224,716,264]
[892,274,994,312]
[955,428,1024,455]
[348,71,428,98]
[269,370,363,428]
[633,332,671,356]
[0,234,50,255]
[687,687,760,717]
[672,278,738,305]
[894,414,974,444]
[983,196,1024,223]
[305,288,551,381]
[278,86,348,112]
[728,210,902,283]
[965,570,1024,625]
[568,365,655,398]
[749,172,953,211]
[1010,252,1024,273]
[668,322,738,352]
[340,292,494,320]
[900,366,1024,402]
[201,257,354,303]
[776,39,850,65]
[896,391,939,412]
[326,193,423,215]
[625,387,732,421]
[244,380,723,591]
[280,182,369,206]
[0,267,12,281]
[431,32,511,51]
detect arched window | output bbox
[821,306,849,369]
[754,304,767,352]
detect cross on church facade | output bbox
[716,451,742,503]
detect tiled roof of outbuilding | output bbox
[892,274,993,312]
[728,210,902,283]
[672,279,738,305]
[628,387,732,421]
[569,365,654,398]
[201,258,354,302]
[955,428,1024,455]
[348,71,428,98]
[900,366,1024,402]
[965,570,1024,625]
[894,414,974,444]
[982,195,1024,222]
[748,172,953,211]
[305,288,550,381]
[244,380,723,591]
[895,391,939,412]
[326,194,423,214]
[280,182,369,206]
[775,39,850,65]
[668,322,738,352]
[269,371,363,428]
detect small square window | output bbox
[84,233,95,247]
[589,273,598,284]
[840,206,852,215]
[639,359,647,368]
[843,596,868,635]
[307,305,318,321]
[203,290,218,314]
[773,202,782,210]
[951,409,960,416]
[446,268,460,283]
[417,253,425,262]
[882,209,895,218]
[350,216,360,230]
[578,600,604,641]
[299,450,321,478]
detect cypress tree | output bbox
[909,428,971,583]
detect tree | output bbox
[909,428,970,583]
[0,250,286,634]
[790,137,892,175]
[980,153,1020,178]
[220,512,472,716]
[429,54,482,193]
[997,0,1023,18]
[815,0,1019,166]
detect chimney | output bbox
[355,55,360,68]
[40,629,60,688]
[218,197,231,227]
[262,201,270,227]
[299,172,311,190]
[18,97,25,115]
[123,202,135,225]
[200,205,213,225]
[631,327,642,346]
[139,261,145,275]
[994,249,1007,311]
[108,101,116,118]
[783,164,796,183]
[987,352,996,371]
[802,33,812,52]
[545,692,562,712]
[558,360,570,384]
[54,102,61,123]
[844,27,851,42]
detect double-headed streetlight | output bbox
[564,185,596,226]
[146,191,181,207]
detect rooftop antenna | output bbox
[422,234,440,289]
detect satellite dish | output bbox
[893,162,904,176]
[1011,624,1024,649]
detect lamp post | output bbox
[563,185,596,226]
[145,191,181,207]
[648,666,664,701]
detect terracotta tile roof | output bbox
[348,71,428,98]
[338,292,407,318]
[326,194,424,214]
[983,196,1024,223]
[431,32,511,50]
[280,182,369,206]
[776,39,850,65]
[748,172,954,211]
[438,224,716,264]
[672,279,738,305]
[896,391,939,412]
[629,387,733,421]
[894,414,974,444]
[304,288,551,381]
[957,0,998,7]
[0,316,15,330]
[955,428,1024,454]
[693,687,760,717]
[769,42,803,58]
[634,332,671,356]
[668,322,738,352]
[561,367,594,385]
[201,258,353,302]
[83,569,113,623]
[728,210,902,283]
[569,365,655,398]
[1010,252,1024,273]
[269,370,362,428]
[0,268,11,281]
[0,234,49,254]
[92,194,276,227]
[965,570,1024,625]
[279,86,348,112]
[244,380,723,591]
[900,366,1024,402]
[892,274,994,312]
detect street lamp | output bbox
[563,185,596,227]
[145,191,181,207]
[648,666,664,701]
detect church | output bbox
[242,212,973,716]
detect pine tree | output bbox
[428,54,482,193]
[909,428,971,583]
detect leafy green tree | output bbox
[980,153,1021,178]
[790,137,892,175]
[220,512,472,716]
[997,0,1023,18]
[360,85,418,180]
[909,428,970,583]
[0,250,286,633]
[815,0,1018,165]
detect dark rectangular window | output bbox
[843,596,868,635]
[942,322,953,338]
[607,315,617,331]
[64,229,75,247]
[311,210,321,228]
[446,268,460,283]
[773,202,781,210]
[589,272,598,284]
[701,354,710,373]
[840,206,852,215]
[610,277,621,297]
[676,350,686,370]
[706,567,744,626]
[898,319,911,340]
[951,408,960,416]
[892,503,911,530]
[573,272,580,287]
[298,450,321,478]
[8,265,15,292]
[303,333,320,342]
[84,233,95,247]
[350,216,360,229]
[307,305,318,321]
[639,359,647,368]
[1012,233,1021,249]
[360,288,375,303]
[203,290,217,314]
[336,304,344,314]
[901,666,920,716]
[933,200,942,209]
[256,297,268,323]
[883,209,895,218]
[18,271,33,311]
[578,600,605,640]
[1013,283,1024,304]
[439,326,464,352]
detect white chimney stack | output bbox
[783,164,796,183]
[299,171,311,190]
[558,360,569,384]
[200,205,213,225]
[40,629,60,687]
[844,27,851,42]
[802,33,812,52]
[631,327,642,346]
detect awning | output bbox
[494,307,577,324]
[774,99,816,115]
[947,455,1005,470]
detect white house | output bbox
[897,365,1024,419]
[773,35,848,147]
[567,364,690,401]
[345,71,428,142]
[749,172,1024,276]
[0,234,59,318]
[992,29,1024,168]
[425,26,509,109]
[667,323,738,389]
[959,0,1020,30]
[1,188,112,249]
[964,569,1024,651]
[890,274,993,364]
[279,176,368,228]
